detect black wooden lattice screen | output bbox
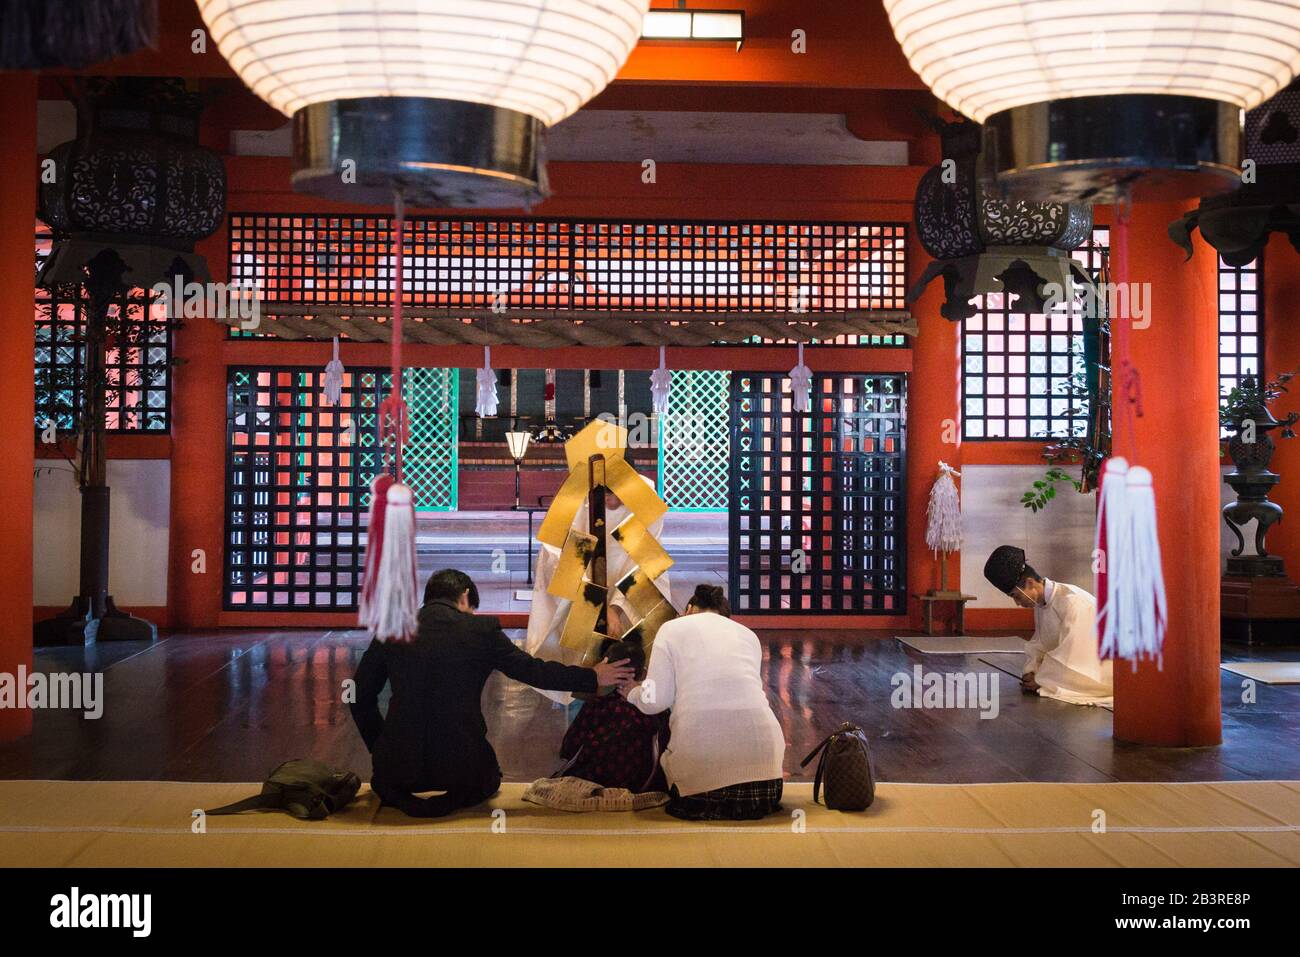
[224,366,389,611]
[1218,255,1263,399]
[728,372,907,614]
[227,214,909,345]
[961,227,1109,440]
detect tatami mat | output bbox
[1,779,1297,867]
[899,635,1027,655]
[1220,662,1300,685]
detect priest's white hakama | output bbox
[1025,579,1114,707]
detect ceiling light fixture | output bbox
[642,6,743,50]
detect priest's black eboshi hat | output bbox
[983,545,1027,594]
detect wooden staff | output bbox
[588,453,609,643]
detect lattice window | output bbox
[225,366,384,611]
[729,372,907,614]
[34,297,80,433]
[228,214,908,344]
[961,227,1109,440]
[34,228,172,433]
[1218,256,1263,401]
[403,367,459,511]
[659,370,730,511]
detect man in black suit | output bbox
[350,568,633,817]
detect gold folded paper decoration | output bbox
[561,580,607,651]
[619,599,677,655]
[565,419,628,471]
[548,529,598,599]
[610,514,674,580]
[537,467,592,549]
[605,456,667,528]
[536,417,679,668]
[615,567,671,619]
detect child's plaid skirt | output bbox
[665,778,783,821]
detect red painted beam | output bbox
[219,338,913,373]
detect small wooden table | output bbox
[915,592,978,636]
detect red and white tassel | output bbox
[1095,456,1166,664]
[358,191,420,644]
[1095,456,1125,657]
[1093,210,1165,665]
[1121,465,1167,664]
[366,481,419,643]
[359,473,393,635]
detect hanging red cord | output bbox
[1109,200,1144,461]
[378,191,410,478]
[359,191,419,643]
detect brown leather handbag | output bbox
[800,722,877,811]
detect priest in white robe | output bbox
[983,545,1113,707]
[523,474,669,706]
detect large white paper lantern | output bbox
[884,0,1300,201]
[198,0,651,206]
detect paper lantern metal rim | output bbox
[882,0,1300,124]
[984,94,1243,203]
[291,96,546,208]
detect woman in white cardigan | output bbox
[621,585,786,820]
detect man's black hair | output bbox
[424,568,480,609]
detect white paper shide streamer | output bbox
[925,462,962,556]
[323,336,344,406]
[650,346,671,415]
[1095,456,1167,664]
[476,345,499,417]
[789,343,812,414]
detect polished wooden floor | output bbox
[2,630,1297,783]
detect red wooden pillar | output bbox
[167,227,229,629]
[0,75,37,742]
[1261,234,1300,578]
[905,229,961,624]
[1112,200,1222,746]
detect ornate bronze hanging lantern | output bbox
[909,117,1095,322]
[39,78,226,286]
[35,78,226,646]
[1170,80,1300,265]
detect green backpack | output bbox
[206,759,362,821]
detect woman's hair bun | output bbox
[688,584,731,617]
